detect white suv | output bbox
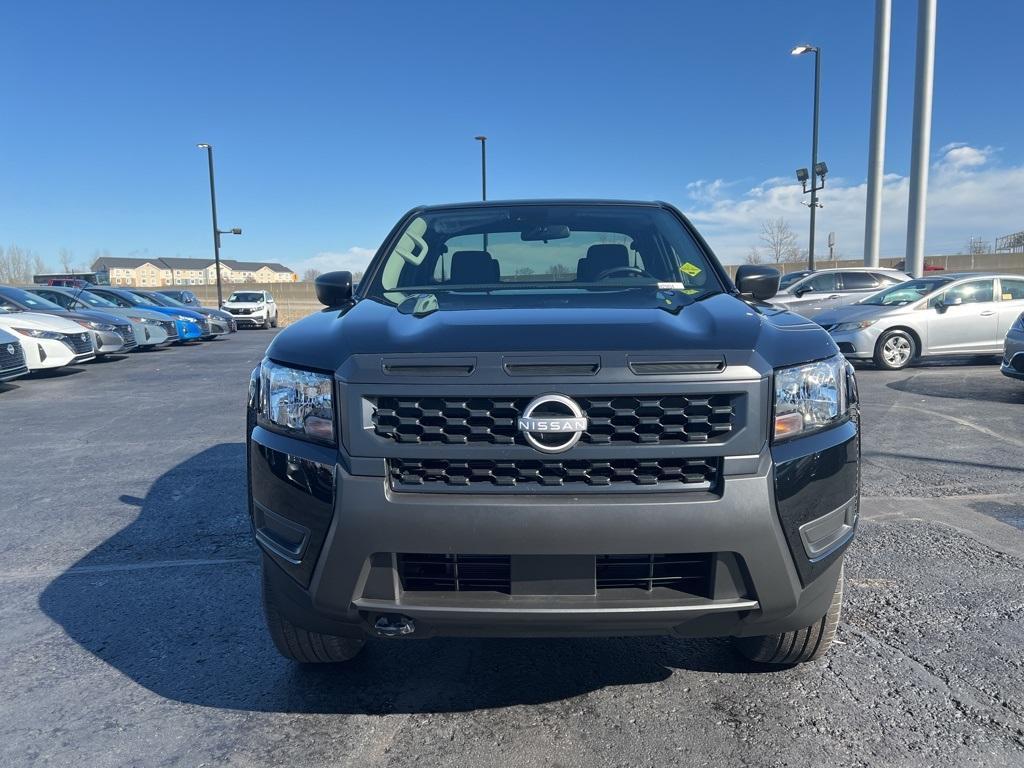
[221,290,279,329]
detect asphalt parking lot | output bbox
[2,333,1023,768]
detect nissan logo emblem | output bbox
[517,394,588,454]
[5,344,14,355]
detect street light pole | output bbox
[196,143,241,307]
[905,0,938,279]
[474,135,487,201]
[792,44,823,271]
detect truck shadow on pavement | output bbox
[886,370,1024,405]
[40,443,779,715]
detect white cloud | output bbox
[683,144,1022,263]
[289,246,375,277]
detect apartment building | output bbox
[92,256,297,287]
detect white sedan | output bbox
[0,328,29,382]
[0,307,96,370]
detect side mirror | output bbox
[735,265,781,301]
[794,285,813,297]
[315,271,353,307]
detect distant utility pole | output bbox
[905,0,938,278]
[196,143,242,306]
[828,231,837,266]
[474,136,488,201]
[864,0,891,267]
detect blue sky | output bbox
[2,1,1022,274]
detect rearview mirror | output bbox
[735,265,781,301]
[521,224,571,242]
[315,271,353,307]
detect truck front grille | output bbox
[371,394,736,446]
[596,553,713,596]
[389,457,719,489]
[398,553,511,593]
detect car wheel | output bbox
[874,330,916,370]
[262,316,271,330]
[734,565,843,665]
[271,314,278,328]
[261,556,365,663]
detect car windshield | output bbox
[153,294,189,308]
[363,204,723,309]
[0,287,65,311]
[779,272,809,289]
[73,291,118,307]
[123,291,157,305]
[859,278,951,306]
[229,292,264,303]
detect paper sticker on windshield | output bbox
[679,262,702,278]
[657,282,687,290]
[682,288,699,295]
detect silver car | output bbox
[769,267,909,317]
[1002,310,1024,382]
[813,273,1024,370]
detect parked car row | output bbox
[0,285,274,385]
[767,270,1024,378]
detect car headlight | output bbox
[11,327,64,339]
[831,320,876,333]
[175,314,200,323]
[258,359,335,444]
[127,315,160,325]
[75,319,117,332]
[774,354,852,441]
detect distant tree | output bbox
[547,263,570,279]
[759,218,803,263]
[0,245,43,283]
[351,271,364,284]
[58,248,75,273]
[302,268,322,282]
[514,267,535,276]
[745,247,763,265]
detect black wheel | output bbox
[261,557,365,663]
[734,565,843,665]
[874,329,916,370]
[262,316,271,330]
[271,314,278,328]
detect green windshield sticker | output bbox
[679,262,702,277]
[682,288,699,295]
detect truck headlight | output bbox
[831,320,875,333]
[774,354,851,441]
[258,359,335,444]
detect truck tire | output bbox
[261,558,365,663]
[874,329,916,370]
[734,565,843,665]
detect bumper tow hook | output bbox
[374,614,416,637]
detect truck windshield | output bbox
[364,204,723,308]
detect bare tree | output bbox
[745,247,763,265]
[759,218,803,264]
[58,248,75,273]
[302,268,322,282]
[547,263,571,279]
[0,245,44,284]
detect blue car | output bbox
[86,287,208,342]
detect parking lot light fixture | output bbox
[196,143,242,308]
[791,43,824,271]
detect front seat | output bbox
[449,250,500,284]
[576,243,630,282]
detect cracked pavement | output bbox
[1,335,1022,767]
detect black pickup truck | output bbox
[247,200,859,666]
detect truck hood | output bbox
[267,293,838,373]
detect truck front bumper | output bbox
[248,418,859,641]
